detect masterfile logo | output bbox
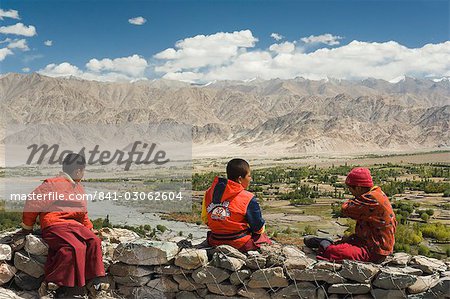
[26,141,170,171]
[3,123,193,213]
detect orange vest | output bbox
[205,177,254,249]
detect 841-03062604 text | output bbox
[9,191,185,202]
[93,191,184,201]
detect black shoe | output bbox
[303,236,333,249]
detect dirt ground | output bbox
[193,150,450,173]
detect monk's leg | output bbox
[42,223,87,287]
[83,231,105,280]
[317,242,370,262]
[68,225,105,281]
[239,233,272,252]
[68,225,107,297]
[253,233,272,246]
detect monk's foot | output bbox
[88,287,113,299]
[87,278,111,299]
[38,282,59,299]
[303,235,333,249]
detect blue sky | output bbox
[0,0,449,82]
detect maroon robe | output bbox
[42,223,105,287]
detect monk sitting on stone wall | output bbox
[304,167,397,263]
[17,154,109,298]
[201,158,271,252]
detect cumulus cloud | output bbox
[38,54,148,82]
[270,33,284,41]
[7,39,29,51]
[86,54,148,77]
[128,16,147,25]
[0,9,20,20]
[153,30,450,83]
[301,33,343,46]
[154,30,258,73]
[36,30,450,84]
[39,62,82,77]
[269,41,296,54]
[0,48,13,61]
[44,40,53,46]
[0,38,29,61]
[0,23,36,37]
[1,38,28,49]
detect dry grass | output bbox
[271,234,305,247]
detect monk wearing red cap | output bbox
[304,167,396,263]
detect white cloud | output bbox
[0,9,20,20]
[22,67,30,72]
[0,48,13,61]
[301,33,343,46]
[153,30,450,83]
[269,41,296,54]
[154,30,258,73]
[270,33,284,41]
[0,23,37,37]
[7,39,29,51]
[36,30,450,84]
[86,54,148,77]
[128,16,147,25]
[0,38,29,61]
[44,40,53,46]
[38,55,148,82]
[39,62,82,77]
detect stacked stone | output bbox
[110,239,181,298]
[0,227,137,297]
[98,227,140,273]
[0,234,48,293]
[2,230,450,299]
[0,241,16,288]
[108,241,450,299]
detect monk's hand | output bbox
[91,228,99,235]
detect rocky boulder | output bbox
[192,265,229,284]
[339,260,380,283]
[14,251,44,278]
[24,235,48,256]
[113,240,179,265]
[373,268,417,289]
[98,227,140,244]
[0,262,16,286]
[212,252,245,271]
[175,249,208,270]
[0,244,12,261]
[247,267,289,288]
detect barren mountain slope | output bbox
[0,73,448,154]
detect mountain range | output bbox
[0,73,448,155]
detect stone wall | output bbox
[0,228,449,299]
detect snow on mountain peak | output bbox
[389,75,406,83]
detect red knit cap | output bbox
[345,167,374,187]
